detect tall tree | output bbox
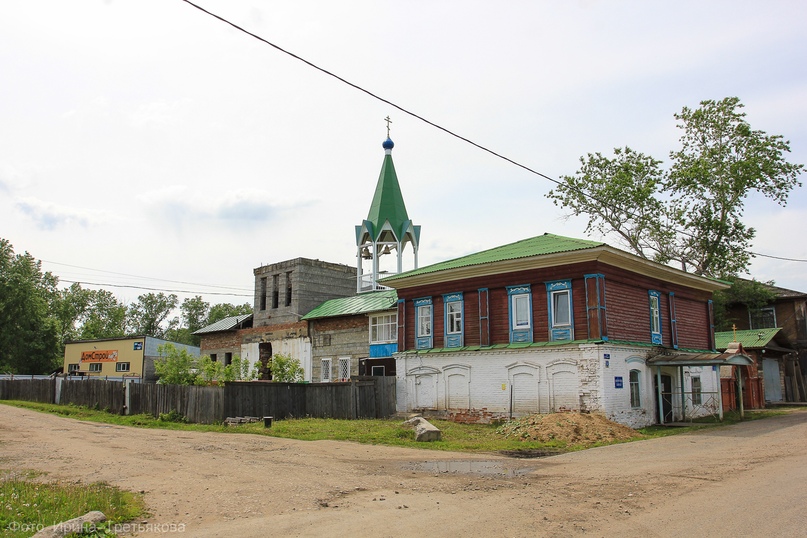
[547,97,803,277]
[126,292,178,338]
[78,289,127,340]
[0,239,61,373]
[207,302,252,325]
[165,296,210,346]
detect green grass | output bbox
[1,400,798,454]
[0,470,145,538]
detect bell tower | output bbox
[355,120,420,292]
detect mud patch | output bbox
[403,460,533,477]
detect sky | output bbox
[2,0,806,313]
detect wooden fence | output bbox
[129,383,224,424]
[224,377,397,420]
[0,378,55,404]
[0,376,396,424]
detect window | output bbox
[649,290,662,345]
[285,272,292,307]
[507,285,532,343]
[338,357,350,381]
[443,293,464,348]
[546,280,573,341]
[68,363,79,373]
[750,307,776,329]
[116,362,130,372]
[272,274,279,309]
[629,370,641,408]
[371,365,385,376]
[260,277,267,311]
[210,353,217,362]
[321,358,332,382]
[446,302,462,333]
[691,376,702,405]
[415,297,433,349]
[370,313,397,343]
[89,363,102,372]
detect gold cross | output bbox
[384,116,392,137]
[732,324,737,341]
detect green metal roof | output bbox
[365,153,409,238]
[715,327,781,350]
[381,233,604,282]
[302,290,398,320]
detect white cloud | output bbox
[14,197,100,230]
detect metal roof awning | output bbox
[646,343,753,367]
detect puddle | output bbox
[403,460,533,477]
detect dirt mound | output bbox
[497,412,642,446]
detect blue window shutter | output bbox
[443,292,464,348]
[649,290,662,345]
[414,297,433,350]
[507,285,532,343]
[584,274,607,340]
[546,279,573,341]
[668,292,678,349]
[478,288,490,347]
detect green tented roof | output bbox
[381,233,604,282]
[365,154,410,238]
[715,328,781,350]
[302,290,398,320]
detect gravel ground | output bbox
[1,405,806,537]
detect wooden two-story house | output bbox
[382,233,751,427]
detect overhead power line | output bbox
[43,259,252,293]
[179,1,807,268]
[60,279,253,298]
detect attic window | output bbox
[749,307,776,330]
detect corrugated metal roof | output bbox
[381,233,604,282]
[193,314,252,335]
[715,327,781,350]
[302,290,398,320]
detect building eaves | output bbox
[380,233,727,293]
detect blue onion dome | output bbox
[382,137,394,150]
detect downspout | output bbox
[680,366,686,422]
[656,366,664,425]
[737,366,745,419]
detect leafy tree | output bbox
[713,278,778,331]
[154,343,198,385]
[207,302,252,325]
[547,97,803,278]
[269,353,304,383]
[126,292,179,338]
[0,239,61,373]
[165,296,210,346]
[53,284,127,344]
[158,348,257,386]
[78,289,127,340]
[53,283,93,344]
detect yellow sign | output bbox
[81,350,118,362]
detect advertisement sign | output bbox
[80,350,119,362]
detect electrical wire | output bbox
[179,0,806,267]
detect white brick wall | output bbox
[393,343,714,428]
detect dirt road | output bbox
[1,406,806,537]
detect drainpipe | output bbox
[656,366,664,426]
[680,366,686,422]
